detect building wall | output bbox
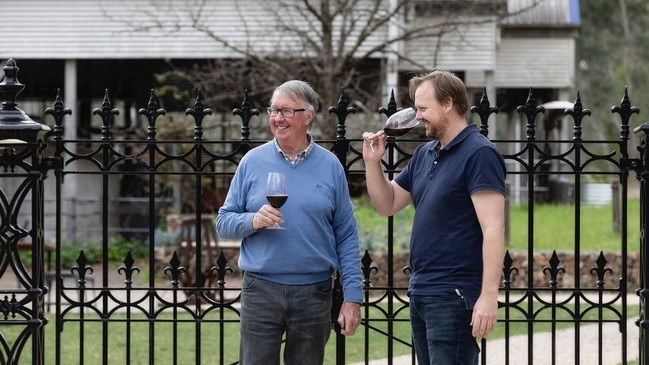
[0,0,387,59]
[0,0,578,93]
[403,15,497,71]
[0,0,580,243]
[494,37,575,88]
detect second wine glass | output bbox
[265,172,288,229]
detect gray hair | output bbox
[270,80,319,111]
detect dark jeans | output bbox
[409,293,479,365]
[239,272,332,365]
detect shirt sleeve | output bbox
[466,145,506,195]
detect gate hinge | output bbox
[620,157,642,173]
[41,156,63,171]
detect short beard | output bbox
[426,124,443,140]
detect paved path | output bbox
[351,319,639,365]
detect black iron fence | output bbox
[2,57,649,364]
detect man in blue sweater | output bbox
[362,70,506,364]
[217,80,362,365]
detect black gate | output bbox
[1,57,648,364]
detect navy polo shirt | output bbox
[394,125,506,308]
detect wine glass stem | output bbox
[364,137,375,152]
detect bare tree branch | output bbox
[104,0,540,137]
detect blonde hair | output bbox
[408,70,468,115]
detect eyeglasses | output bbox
[266,108,306,118]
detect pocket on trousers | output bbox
[313,278,333,296]
[242,272,258,290]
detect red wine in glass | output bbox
[266,195,288,208]
[383,107,419,137]
[384,126,415,136]
[266,172,288,229]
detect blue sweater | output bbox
[216,140,363,303]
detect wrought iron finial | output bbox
[470,87,499,137]
[45,89,72,132]
[611,87,639,143]
[45,89,72,155]
[502,250,519,288]
[361,250,378,288]
[589,251,613,288]
[209,252,234,288]
[118,251,141,287]
[328,88,356,139]
[565,90,591,141]
[233,89,259,141]
[186,90,213,141]
[138,89,166,140]
[70,250,94,288]
[92,89,119,141]
[542,251,566,288]
[378,90,399,118]
[164,252,187,287]
[516,87,543,140]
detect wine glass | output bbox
[383,107,419,136]
[265,172,288,229]
[363,107,420,151]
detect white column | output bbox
[63,59,78,243]
[64,60,78,148]
[384,0,403,103]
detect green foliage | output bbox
[353,195,413,252]
[59,235,149,267]
[108,235,149,262]
[59,242,101,267]
[576,0,649,140]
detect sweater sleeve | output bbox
[216,157,258,239]
[332,168,363,304]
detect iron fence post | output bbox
[328,88,355,365]
[634,122,649,365]
[0,58,51,364]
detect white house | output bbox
[0,0,580,242]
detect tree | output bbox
[576,0,649,140]
[105,0,519,138]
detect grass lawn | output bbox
[4,307,414,364]
[354,196,641,252]
[508,199,640,252]
[3,301,635,364]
